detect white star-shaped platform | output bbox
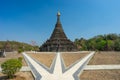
[23,52,95,80]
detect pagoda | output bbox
[40,11,78,52]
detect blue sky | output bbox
[0,0,120,45]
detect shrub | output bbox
[18,57,23,62]
[18,49,24,54]
[1,58,22,78]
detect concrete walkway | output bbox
[0,66,31,72]
[1,64,120,72]
[20,66,31,71]
[23,52,95,80]
[85,65,120,70]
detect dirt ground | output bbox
[89,51,120,65]
[0,72,34,80]
[28,52,89,68]
[62,52,89,67]
[0,52,27,66]
[80,70,120,80]
[28,53,56,68]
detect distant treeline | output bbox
[74,33,120,51]
[0,41,39,52]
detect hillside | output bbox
[0,41,39,52]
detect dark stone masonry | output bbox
[40,12,77,52]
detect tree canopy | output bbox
[74,33,120,51]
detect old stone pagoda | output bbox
[40,12,77,52]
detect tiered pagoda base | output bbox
[40,39,77,52]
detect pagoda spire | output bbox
[50,11,67,39]
[57,11,61,24]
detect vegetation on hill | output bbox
[0,40,39,52]
[74,33,120,51]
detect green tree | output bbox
[1,58,22,78]
[74,38,81,50]
[18,48,24,54]
[79,38,87,50]
[96,40,106,51]
[106,34,118,40]
[87,39,96,50]
[114,39,120,51]
[107,40,114,50]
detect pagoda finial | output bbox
[57,11,60,16]
[57,11,61,23]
